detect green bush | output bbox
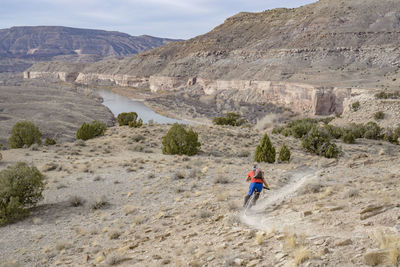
[128,118,143,128]
[278,144,291,162]
[301,127,339,158]
[254,134,276,163]
[363,122,381,140]
[76,121,107,140]
[382,129,399,144]
[44,137,56,146]
[323,125,344,139]
[342,131,356,144]
[346,123,366,139]
[162,123,201,156]
[373,111,385,120]
[352,101,360,111]
[212,112,247,126]
[0,162,45,226]
[117,112,140,126]
[375,91,400,99]
[8,121,42,148]
[394,124,400,137]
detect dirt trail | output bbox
[241,166,366,239]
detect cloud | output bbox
[0,0,317,39]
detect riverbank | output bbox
[105,86,210,125]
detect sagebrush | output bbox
[8,121,42,148]
[212,112,247,126]
[76,121,107,140]
[162,123,201,156]
[0,162,45,226]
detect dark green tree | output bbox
[254,134,276,163]
[278,144,291,162]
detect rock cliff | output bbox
[26,0,400,116]
[0,26,181,62]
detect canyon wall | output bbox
[24,70,350,115]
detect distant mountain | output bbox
[0,26,181,62]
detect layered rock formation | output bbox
[26,0,400,116]
[0,26,180,62]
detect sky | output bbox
[0,0,317,39]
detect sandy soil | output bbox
[0,123,399,267]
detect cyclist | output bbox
[244,165,270,207]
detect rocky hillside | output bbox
[1,123,399,266]
[0,26,180,69]
[26,0,400,117]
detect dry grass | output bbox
[284,233,297,250]
[108,229,121,240]
[55,240,71,251]
[124,205,136,215]
[256,231,264,245]
[293,246,311,265]
[69,195,85,207]
[216,192,228,202]
[174,170,186,180]
[106,252,129,266]
[372,230,400,265]
[90,196,109,210]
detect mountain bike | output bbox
[244,186,269,215]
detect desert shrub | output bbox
[76,120,107,140]
[352,101,360,111]
[342,131,356,144]
[346,123,366,139]
[394,124,400,137]
[0,152,2,161]
[212,112,247,126]
[278,144,291,162]
[363,122,382,140]
[375,91,400,99]
[374,111,385,120]
[8,121,42,148]
[129,118,143,128]
[44,137,56,146]
[117,112,138,126]
[272,126,283,135]
[323,124,344,139]
[162,123,201,156]
[254,134,276,163]
[301,127,339,158]
[375,91,388,99]
[288,119,317,138]
[0,162,45,226]
[382,129,399,144]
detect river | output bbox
[97,89,188,124]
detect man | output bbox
[244,165,270,207]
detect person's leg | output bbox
[244,183,256,207]
[253,183,263,205]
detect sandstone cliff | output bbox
[26,0,400,116]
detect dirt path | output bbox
[241,166,368,239]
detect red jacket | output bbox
[247,170,263,184]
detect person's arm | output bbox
[262,177,270,189]
[246,175,251,182]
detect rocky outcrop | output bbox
[26,0,400,116]
[24,69,350,115]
